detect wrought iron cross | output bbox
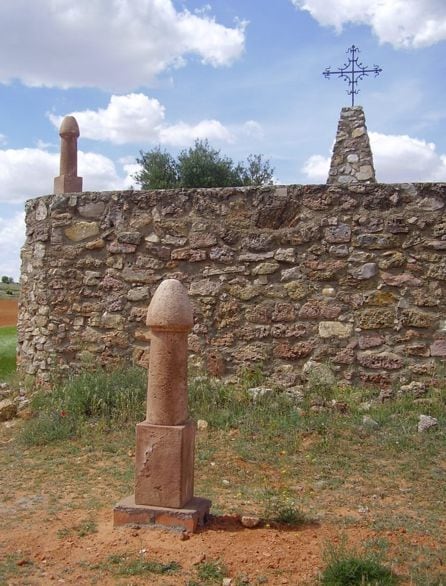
[323,45,382,106]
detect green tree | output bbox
[238,154,274,186]
[134,140,274,189]
[1,275,13,284]
[134,147,178,189]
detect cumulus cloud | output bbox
[302,131,446,183]
[291,0,446,48]
[0,212,25,282]
[0,147,132,204]
[0,0,246,91]
[49,93,235,146]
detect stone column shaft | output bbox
[147,329,189,425]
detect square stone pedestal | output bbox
[54,175,82,194]
[135,420,195,509]
[113,495,211,533]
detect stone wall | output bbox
[18,183,446,388]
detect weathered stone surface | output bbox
[378,251,406,269]
[274,248,295,263]
[78,201,105,218]
[273,341,313,359]
[417,414,438,432]
[401,309,434,328]
[358,334,385,349]
[117,231,141,245]
[189,232,217,248]
[189,279,221,296]
[355,234,397,249]
[318,321,353,338]
[272,303,296,322]
[299,300,342,320]
[358,308,394,329]
[324,223,351,243]
[357,351,403,370]
[122,268,159,284]
[127,287,149,301]
[381,272,422,287]
[64,221,99,241]
[348,263,377,280]
[109,241,137,254]
[430,339,446,357]
[252,261,280,275]
[101,312,125,329]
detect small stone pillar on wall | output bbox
[114,279,211,532]
[327,106,376,185]
[53,116,83,194]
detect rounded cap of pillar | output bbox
[59,116,80,138]
[146,279,193,331]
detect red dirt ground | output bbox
[0,299,18,327]
[2,507,438,585]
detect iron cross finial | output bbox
[323,45,382,106]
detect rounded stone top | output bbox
[59,116,80,137]
[146,279,193,331]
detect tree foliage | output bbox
[134,140,274,189]
[1,275,13,284]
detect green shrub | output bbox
[21,365,146,445]
[320,541,398,585]
[196,560,227,583]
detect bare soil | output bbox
[0,423,444,585]
[1,507,423,586]
[0,299,18,327]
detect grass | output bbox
[0,326,16,379]
[195,559,228,583]
[319,540,399,585]
[57,517,97,539]
[91,553,181,577]
[20,365,146,445]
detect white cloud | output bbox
[302,154,331,182]
[158,119,233,146]
[291,0,446,48]
[241,120,264,140]
[302,131,446,183]
[49,93,235,146]
[0,212,25,282]
[0,147,132,204]
[0,0,245,91]
[370,132,446,182]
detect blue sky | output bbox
[1,0,446,281]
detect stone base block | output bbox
[54,175,83,194]
[113,495,211,533]
[135,420,195,509]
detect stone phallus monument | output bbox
[114,279,211,532]
[53,115,83,195]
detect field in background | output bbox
[0,299,18,327]
[0,326,16,379]
[0,282,20,300]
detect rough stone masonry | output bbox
[18,180,446,389]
